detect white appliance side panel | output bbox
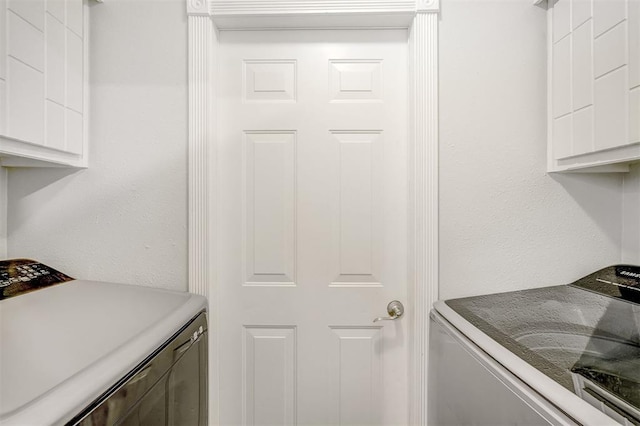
[428,314,565,426]
[429,303,621,426]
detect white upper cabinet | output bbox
[0,0,88,167]
[548,0,640,172]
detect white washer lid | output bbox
[0,280,207,425]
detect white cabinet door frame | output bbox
[185,1,440,424]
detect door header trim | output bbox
[186,0,440,25]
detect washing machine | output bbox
[429,265,640,426]
[0,259,208,426]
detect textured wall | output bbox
[622,164,640,264]
[3,0,632,295]
[7,0,188,290]
[439,0,624,299]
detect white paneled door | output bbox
[218,29,408,426]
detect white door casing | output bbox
[186,2,439,425]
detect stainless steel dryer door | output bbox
[73,312,208,426]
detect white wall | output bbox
[439,0,624,299]
[622,163,640,264]
[3,0,633,295]
[0,167,6,258]
[7,0,188,290]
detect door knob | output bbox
[373,300,404,323]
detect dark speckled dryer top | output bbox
[445,265,640,421]
[0,259,74,300]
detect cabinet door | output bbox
[549,0,640,172]
[0,0,87,167]
[630,0,640,144]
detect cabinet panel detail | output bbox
[553,0,571,42]
[594,0,625,37]
[572,21,593,110]
[573,106,594,155]
[0,80,6,135]
[631,87,640,143]
[66,0,83,37]
[594,21,626,79]
[8,11,44,72]
[8,0,44,31]
[553,114,572,160]
[0,3,6,80]
[7,58,43,144]
[46,100,65,151]
[630,0,640,89]
[594,67,628,151]
[572,0,591,30]
[47,0,65,24]
[66,30,83,114]
[46,14,65,105]
[66,108,83,154]
[553,36,571,118]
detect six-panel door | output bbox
[218,29,408,426]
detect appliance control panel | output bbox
[0,259,74,300]
[572,264,640,304]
